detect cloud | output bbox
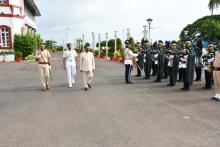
[36,0,220,45]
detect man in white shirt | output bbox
[63,43,78,88]
[35,42,51,91]
[80,43,95,91]
[124,40,138,84]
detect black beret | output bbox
[125,40,131,45]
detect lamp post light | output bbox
[105,33,109,59]
[79,39,81,51]
[92,32,95,51]
[123,30,125,48]
[82,34,85,51]
[143,25,148,41]
[126,29,130,40]
[184,30,189,41]
[65,27,70,43]
[98,34,101,57]
[114,31,117,53]
[62,38,65,51]
[147,18,153,43]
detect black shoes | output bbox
[194,79,201,82]
[126,81,133,84]
[181,88,190,91]
[88,84,91,88]
[135,75,141,77]
[85,88,88,91]
[154,80,161,82]
[202,87,212,90]
[210,97,220,102]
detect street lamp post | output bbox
[62,38,65,51]
[143,25,148,41]
[114,31,117,53]
[98,34,101,57]
[82,34,85,51]
[184,31,189,41]
[147,18,153,43]
[92,32,95,52]
[105,33,108,59]
[123,30,125,48]
[65,28,70,43]
[126,29,130,40]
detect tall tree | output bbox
[208,0,220,41]
[179,15,220,42]
[208,0,220,14]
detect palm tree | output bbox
[208,0,220,14]
[208,0,220,42]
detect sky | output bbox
[36,0,220,46]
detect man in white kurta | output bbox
[63,43,78,88]
[80,43,95,91]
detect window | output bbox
[0,27,11,48]
[0,0,7,4]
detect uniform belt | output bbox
[38,62,49,64]
[213,67,220,71]
[125,58,132,60]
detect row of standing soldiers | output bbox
[135,40,215,91]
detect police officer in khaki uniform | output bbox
[35,42,51,91]
[211,41,220,101]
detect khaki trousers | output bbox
[38,64,50,88]
[83,71,93,88]
[213,71,220,93]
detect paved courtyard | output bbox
[0,53,220,147]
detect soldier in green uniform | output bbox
[135,42,144,77]
[164,41,170,79]
[167,41,179,86]
[154,40,165,82]
[202,44,215,89]
[143,41,152,79]
[180,41,195,91]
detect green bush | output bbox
[14,33,41,58]
[25,55,35,61]
[114,51,122,58]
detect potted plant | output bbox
[94,50,99,58]
[114,51,123,62]
[15,51,23,62]
[100,50,106,59]
[108,51,114,61]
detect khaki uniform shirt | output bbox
[36,50,50,63]
[213,51,220,68]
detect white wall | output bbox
[13,7,21,16]
[9,0,22,7]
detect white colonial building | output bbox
[0,0,40,61]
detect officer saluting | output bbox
[124,40,138,84]
[202,44,215,89]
